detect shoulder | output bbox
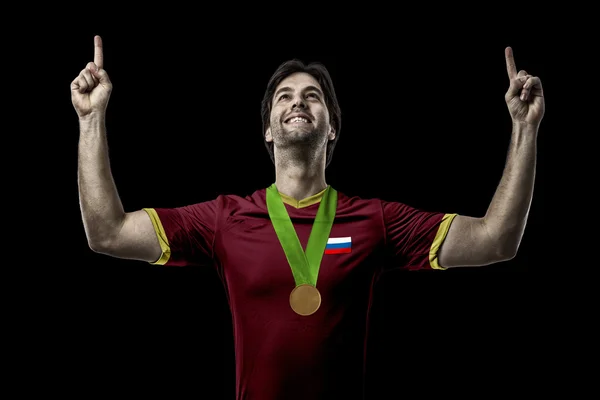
[156,188,267,216]
[334,188,440,221]
[334,189,385,218]
[216,188,268,210]
[335,188,389,209]
[180,188,269,217]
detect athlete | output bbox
[72,35,543,399]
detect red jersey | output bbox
[144,187,456,399]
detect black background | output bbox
[13,11,566,398]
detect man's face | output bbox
[265,72,335,150]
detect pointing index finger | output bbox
[94,35,104,70]
[505,46,517,79]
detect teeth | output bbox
[289,117,309,123]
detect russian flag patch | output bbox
[324,237,352,254]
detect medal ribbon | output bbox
[266,183,337,287]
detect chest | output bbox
[214,211,384,300]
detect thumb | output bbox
[506,76,527,97]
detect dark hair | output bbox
[260,59,342,168]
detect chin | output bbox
[286,125,313,134]
[290,132,317,143]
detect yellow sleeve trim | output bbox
[429,213,458,270]
[143,208,171,265]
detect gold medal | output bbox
[289,284,321,316]
[267,184,336,318]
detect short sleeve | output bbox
[382,201,457,271]
[143,199,218,267]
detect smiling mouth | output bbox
[285,117,311,124]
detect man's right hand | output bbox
[71,35,112,118]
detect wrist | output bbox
[79,111,105,126]
[78,112,107,137]
[512,120,539,135]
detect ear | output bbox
[265,128,273,143]
[328,127,336,141]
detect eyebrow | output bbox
[274,85,324,99]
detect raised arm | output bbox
[72,35,161,262]
[438,46,544,268]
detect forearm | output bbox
[483,121,538,258]
[77,112,125,249]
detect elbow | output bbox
[87,234,117,255]
[492,237,520,263]
[483,221,522,263]
[497,248,518,263]
[88,238,111,254]
[84,219,124,255]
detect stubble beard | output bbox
[272,123,325,151]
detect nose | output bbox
[292,94,306,109]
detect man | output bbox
[72,35,543,399]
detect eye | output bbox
[278,94,290,101]
[306,93,319,99]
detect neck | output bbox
[274,150,327,201]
